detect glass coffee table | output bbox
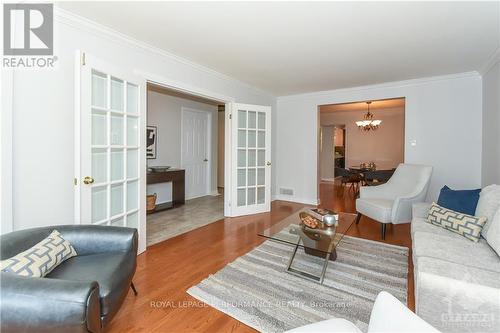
[259,208,358,284]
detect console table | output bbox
[146,169,185,213]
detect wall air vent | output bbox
[279,188,294,196]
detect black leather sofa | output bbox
[0,225,138,333]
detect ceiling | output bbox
[58,2,499,96]
[320,98,405,113]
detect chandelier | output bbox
[356,101,382,131]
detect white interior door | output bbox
[229,103,271,216]
[75,51,146,254]
[182,108,210,200]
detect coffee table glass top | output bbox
[259,208,358,255]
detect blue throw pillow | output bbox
[437,186,481,216]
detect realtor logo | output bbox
[3,3,53,56]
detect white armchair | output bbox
[286,291,439,333]
[355,163,433,239]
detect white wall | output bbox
[276,73,482,204]
[1,71,13,234]
[146,90,218,204]
[481,59,500,186]
[6,9,275,232]
[320,107,405,170]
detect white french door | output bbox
[75,51,146,254]
[229,103,271,216]
[181,108,210,200]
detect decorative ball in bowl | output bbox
[323,214,338,227]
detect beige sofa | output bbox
[411,203,500,332]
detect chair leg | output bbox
[130,282,138,296]
[381,224,387,240]
[355,213,362,224]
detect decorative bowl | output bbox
[149,166,171,172]
[299,212,321,229]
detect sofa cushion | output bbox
[413,230,500,272]
[356,199,393,223]
[0,230,77,277]
[415,256,500,332]
[46,251,135,321]
[475,184,500,236]
[437,185,480,216]
[427,203,486,242]
[486,208,500,256]
[411,216,458,239]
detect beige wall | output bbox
[320,126,335,180]
[320,107,405,171]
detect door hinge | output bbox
[229,114,232,120]
[81,52,86,66]
[74,178,78,186]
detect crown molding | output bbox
[277,71,481,100]
[479,47,500,75]
[53,7,275,99]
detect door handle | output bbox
[203,159,208,162]
[83,176,94,185]
[267,161,272,166]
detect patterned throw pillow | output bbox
[0,230,77,277]
[426,203,487,242]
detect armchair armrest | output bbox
[56,225,138,256]
[369,291,439,332]
[0,272,101,333]
[359,183,398,200]
[391,189,429,223]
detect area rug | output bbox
[187,231,408,333]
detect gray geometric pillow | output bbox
[0,230,77,277]
[427,202,487,242]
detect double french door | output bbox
[75,53,271,248]
[75,52,146,253]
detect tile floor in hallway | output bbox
[147,194,224,246]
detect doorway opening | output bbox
[317,97,405,205]
[146,83,226,246]
[320,124,346,182]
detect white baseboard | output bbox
[272,194,318,206]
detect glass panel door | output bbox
[231,103,271,216]
[78,52,145,253]
[87,70,141,226]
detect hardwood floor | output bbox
[107,181,413,332]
